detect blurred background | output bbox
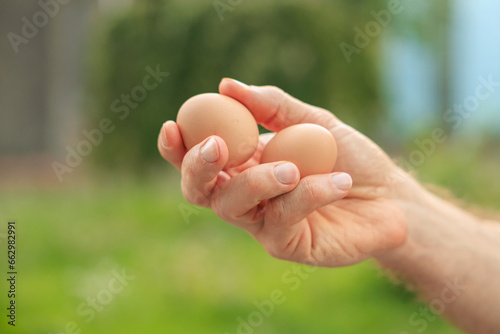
[1,0,499,333]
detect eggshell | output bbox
[260,124,337,178]
[176,93,259,168]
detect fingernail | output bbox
[228,78,248,89]
[160,122,170,149]
[332,173,352,191]
[274,162,299,184]
[201,137,219,163]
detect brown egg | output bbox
[260,124,337,178]
[176,93,259,168]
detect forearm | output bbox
[376,175,500,334]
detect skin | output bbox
[158,78,500,333]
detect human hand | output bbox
[158,79,407,267]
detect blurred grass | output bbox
[0,167,471,334]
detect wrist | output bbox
[375,169,481,276]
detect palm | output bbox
[288,197,405,267]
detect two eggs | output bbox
[176,93,338,178]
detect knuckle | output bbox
[264,86,303,126]
[300,178,320,201]
[263,242,284,260]
[211,196,230,221]
[264,243,290,261]
[180,156,196,180]
[242,171,265,194]
[273,90,287,115]
[267,248,281,259]
[267,198,287,225]
[181,181,207,207]
[266,85,286,97]
[211,199,224,219]
[181,168,197,189]
[262,85,287,114]
[192,194,209,207]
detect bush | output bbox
[89,0,384,171]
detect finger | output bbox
[180,136,229,207]
[219,78,340,132]
[158,121,186,170]
[259,172,352,251]
[212,162,300,233]
[267,172,352,226]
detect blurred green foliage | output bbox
[89,0,385,170]
[0,173,463,334]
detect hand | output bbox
[158,79,407,267]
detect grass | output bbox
[0,167,470,334]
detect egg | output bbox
[260,124,337,178]
[176,93,259,168]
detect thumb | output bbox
[218,78,340,132]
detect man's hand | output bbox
[158,78,407,267]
